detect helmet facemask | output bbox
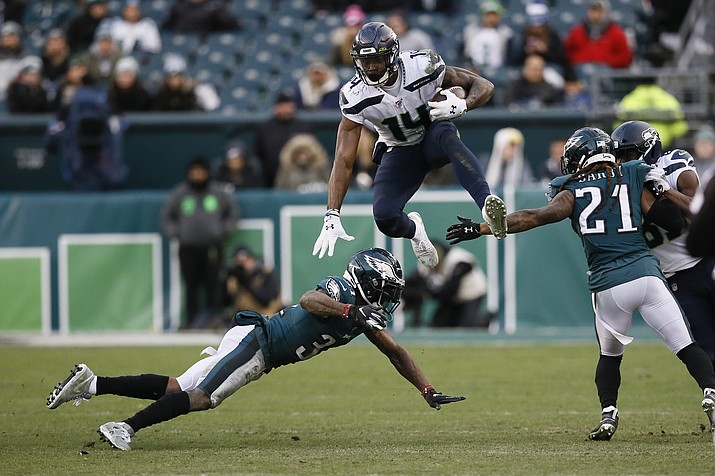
[350,22,400,87]
[344,248,405,313]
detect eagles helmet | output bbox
[344,247,405,313]
[350,22,400,87]
[611,120,663,165]
[561,127,616,175]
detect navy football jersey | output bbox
[549,160,665,291]
[236,276,366,370]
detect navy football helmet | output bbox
[561,127,615,175]
[611,120,662,165]
[350,22,400,87]
[345,248,404,313]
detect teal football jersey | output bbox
[549,161,665,292]
[235,275,366,370]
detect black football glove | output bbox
[422,385,466,410]
[349,304,389,331]
[446,215,482,245]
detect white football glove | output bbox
[428,88,468,121]
[312,209,355,259]
[645,167,671,198]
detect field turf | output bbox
[2,340,715,475]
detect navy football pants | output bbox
[668,256,715,363]
[372,120,491,239]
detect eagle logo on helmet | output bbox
[364,254,401,283]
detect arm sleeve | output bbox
[644,198,685,237]
[686,180,715,257]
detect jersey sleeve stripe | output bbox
[342,95,384,115]
[404,64,445,91]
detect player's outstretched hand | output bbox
[446,215,482,245]
[421,385,466,410]
[312,209,354,258]
[350,304,389,331]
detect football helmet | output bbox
[344,248,405,313]
[350,22,400,87]
[561,127,616,175]
[611,120,662,165]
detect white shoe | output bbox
[702,388,715,433]
[482,195,508,239]
[46,363,94,409]
[98,422,134,451]
[408,211,438,269]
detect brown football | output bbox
[431,86,466,102]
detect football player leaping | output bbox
[313,22,508,270]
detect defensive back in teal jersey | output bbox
[236,275,365,369]
[549,160,665,292]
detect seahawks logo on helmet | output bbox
[641,127,660,149]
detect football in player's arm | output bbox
[313,21,508,272]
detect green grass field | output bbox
[2,341,715,475]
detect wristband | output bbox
[342,304,354,319]
[421,385,435,397]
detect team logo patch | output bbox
[325,278,342,301]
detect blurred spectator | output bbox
[78,23,125,87]
[107,56,152,112]
[504,53,562,109]
[563,77,592,110]
[40,29,70,86]
[693,126,715,186]
[152,55,220,112]
[386,10,434,52]
[564,0,633,69]
[45,83,128,190]
[213,139,266,191]
[634,0,692,67]
[484,127,534,188]
[254,91,312,188]
[274,133,331,193]
[2,0,26,24]
[66,0,110,54]
[538,137,567,183]
[103,0,162,61]
[224,245,282,318]
[402,241,492,328]
[52,56,90,109]
[6,56,50,113]
[508,1,575,84]
[407,0,456,14]
[0,21,28,100]
[21,0,75,43]
[462,0,513,73]
[162,0,241,38]
[351,147,378,190]
[329,4,365,67]
[294,60,340,110]
[161,156,239,329]
[614,79,688,149]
